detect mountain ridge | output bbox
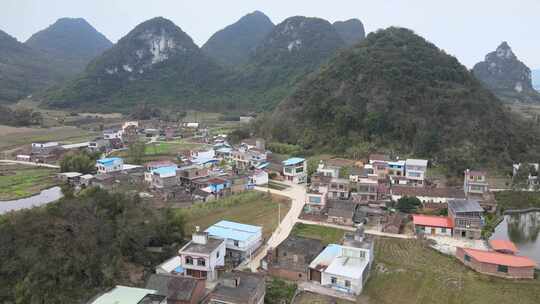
[202,11,274,66]
[472,42,540,103]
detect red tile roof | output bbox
[461,248,536,268]
[412,215,454,228]
[489,240,519,254]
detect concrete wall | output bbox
[321,272,363,295]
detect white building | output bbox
[250,169,269,186]
[205,221,263,264]
[405,159,428,187]
[309,243,373,295]
[282,157,307,184]
[316,160,340,178]
[155,256,184,275]
[103,129,123,140]
[178,231,226,281]
[96,157,124,174]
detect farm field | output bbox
[0,125,98,151]
[0,164,58,200]
[291,223,346,245]
[178,191,291,239]
[364,238,540,304]
[144,141,207,156]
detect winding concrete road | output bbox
[247,182,306,271]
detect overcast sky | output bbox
[2,0,539,68]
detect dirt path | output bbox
[0,160,60,169]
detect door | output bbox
[431,228,436,235]
[309,269,322,283]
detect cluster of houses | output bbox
[298,153,500,236]
[90,220,266,304]
[90,218,375,304]
[262,226,374,296]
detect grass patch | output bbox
[363,238,540,304]
[144,141,206,156]
[494,191,540,211]
[265,278,297,304]
[291,223,346,245]
[178,191,291,239]
[0,165,58,200]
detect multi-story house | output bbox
[328,178,350,200]
[178,230,226,281]
[96,157,124,174]
[282,157,307,184]
[405,159,428,187]
[205,221,263,266]
[448,199,484,239]
[305,186,328,213]
[151,166,179,189]
[371,161,388,180]
[463,169,489,196]
[177,165,209,186]
[352,178,378,203]
[231,149,268,170]
[316,160,340,178]
[387,160,405,177]
[144,160,177,183]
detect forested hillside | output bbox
[259,27,540,173]
[0,188,184,303]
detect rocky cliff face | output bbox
[473,42,540,103]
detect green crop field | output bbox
[0,165,58,200]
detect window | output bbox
[197,259,206,266]
[186,257,193,265]
[234,240,239,247]
[216,251,220,258]
[464,255,471,262]
[345,280,351,288]
[293,255,298,263]
[497,265,508,273]
[309,196,322,204]
[441,228,446,233]
[331,277,337,284]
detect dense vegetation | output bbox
[0,188,184,303]
[259,27,540,174]
[25,18,112,76]
[332,19,366,46]
[0,105,42,126]
[0,30,67,102]
[202,11,274,66]
[60,150,101,174]
[494,191,540,211]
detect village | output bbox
[1,117,539,304]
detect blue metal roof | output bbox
[97,157,121,165]
[283,157,305,166]
[256,162,270,169]
[205,220,262,242]
[152,166,177,176]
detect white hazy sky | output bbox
[1,0,539,68]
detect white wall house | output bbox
[96,157,124,174]
[412,214,453,237]
[282,157,307,184]
[250,169,269,186]
[405,159,428,187]
[178,231,226,281]
[316,161,340,178]
[309,244,373,295]
[205,221,263,263]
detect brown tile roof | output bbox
[391,186,465,199]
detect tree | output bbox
[60,151,100,174]
[128,141,146,164]
[396,196,422,213]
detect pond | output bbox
[0,187,63,215]
[490,211,540,267]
